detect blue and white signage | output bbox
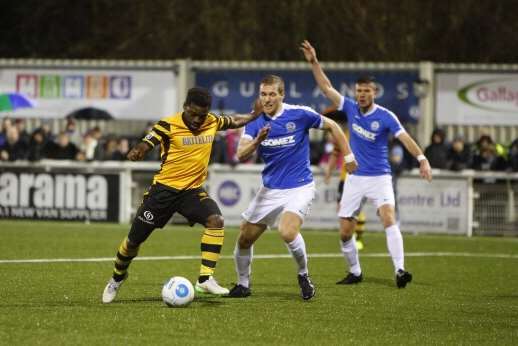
[196,69,419,123]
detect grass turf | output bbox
[0,220,517,345]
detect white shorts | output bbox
[242,182,316,228]
[338,174,395,218]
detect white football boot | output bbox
[102,276,126,303]
[195,276,229,295]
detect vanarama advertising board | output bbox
[0,170,119,222]
[436,72,518,125]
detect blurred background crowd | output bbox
[2,115,518,173]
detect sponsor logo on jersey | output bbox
[261,135,296,147]
[352,123,376,141]
[182,135,214,145]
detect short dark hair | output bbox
[355,75,377,85]
[260,75,285,95]
[185,87,211,107]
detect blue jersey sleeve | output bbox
[338,96,356,122]
[243,120,259,139]
[385,111,405,136]
[304,107,323,129]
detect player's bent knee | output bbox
[279,228,299,243]
[205,214,224,229]
[238,235,254,249]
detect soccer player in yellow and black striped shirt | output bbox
[102,87,262,303]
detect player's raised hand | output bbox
[256,124,271,142]
[300,40,318,64]
[251,98,263,117]
[419,159,432,182]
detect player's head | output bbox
[259,75,285,116]
[183,87,211,131]
[354,75,377,110]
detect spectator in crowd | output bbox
[39,120,54,142]
[508,138,518,172]
[424,128,449,169]
[14,119,30,147]
[99,137,119,160]
[0,117,13,147]
[44,132,79,160]
[27,129,48,161]
[447,136,472,171]
[65,118,82,146]
[471,134,508,171]
[0,126,28,161]
[79,131,101,161]
[111,138,130,161]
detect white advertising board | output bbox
[207,166,470,235]
[0,68,177,119]
[436,72,518,125]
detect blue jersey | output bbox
[339,96,405,176]
[243,103,323,189]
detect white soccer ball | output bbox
[162,276,195,307]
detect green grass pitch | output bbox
[0,220,517,345]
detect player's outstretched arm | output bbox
[127,142,152,161]
[322,116,357,173]
[236,125,270,162]
[397,132,432,182]
[300,40,342,108]
[228,98,263,129]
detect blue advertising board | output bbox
[196,69,420,123]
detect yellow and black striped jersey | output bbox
[143,112,233,190]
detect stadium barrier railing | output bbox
[0,161,516,236]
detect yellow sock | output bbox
[199,228,224,277]
[113,237,139,281]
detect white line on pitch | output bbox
[0,252,517,264]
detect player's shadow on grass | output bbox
[259,291,303,301]
[364,276,398,288]
[115,296,162,303]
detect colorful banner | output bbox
[196,69,419,123]
[436,72,518,125]
[0,68,177,119]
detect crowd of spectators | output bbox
[422,128,518,172]
[0,117,135,163]
[1,117,518,172]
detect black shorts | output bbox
[134,183,221,229]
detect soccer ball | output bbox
[161,276,195,307]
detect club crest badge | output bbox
[370,121,380,131]
[286,122,296,132]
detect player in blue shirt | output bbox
[227,75,357,300]
[301,40,432,288]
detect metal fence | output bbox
[473,176,518,236]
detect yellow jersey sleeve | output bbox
[215,114,234,131]
[142,120,171,147]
